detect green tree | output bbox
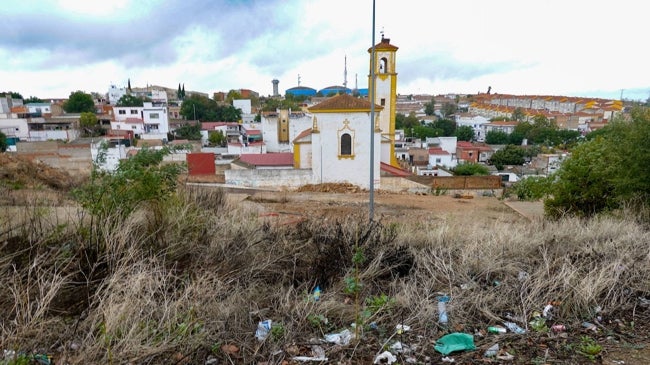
[485,130,510,144]
[431,119,456,136]
[63,91,95,113]
[79,112,99,136]
[489,145,526,170]
[116,94,146,107]
[0,91,23,99]
[511,176,553,201]
[25,96,43,104]
[208,130,226,146]
[440,102,457,118]
[544,107,650,219]
[73,145,186,220]
[226,89,242,105]
[453,163,489,176]
[455,125,474,141]
[174,123,202,140]
[0,131,7,152]
[413,124,440,139]
[511,107,526,122]
[424,97,435,116]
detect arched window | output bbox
[380,57,388,73]
[340,133,352,155]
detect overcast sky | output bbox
[1,0,648,101]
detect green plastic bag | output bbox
[434,332,476,355]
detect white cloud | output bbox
[0,0,648,100]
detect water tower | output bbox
[272,79,279,97]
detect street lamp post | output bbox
[369,0,376,223]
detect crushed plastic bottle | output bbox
[313,286,321,301]
[437,295,450,325]
[503,321,526,334]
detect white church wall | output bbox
[225,168,313,189]
[312,112,381,190]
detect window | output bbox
[130,109,138,114]
[435,158,441,163]
[340,133,352,155]
[150,113,159,119]
[381,98,386,106]
[131,126,137,130]
[118,110,126,115]
[379,57,388,73]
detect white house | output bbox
[261,110,312,153]
[108,85,128,105]
[111,102,169,140]
[428,146,455,169]
[455,114,490,141]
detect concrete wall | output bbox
[17,141,92,175]
[407,175,502,189]
[380,176,430,193]
[225,168,313,189]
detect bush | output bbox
[452,163,489,176]
[511,175,553,201]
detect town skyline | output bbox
[1,0,648,101]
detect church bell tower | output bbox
[368,35,398,166]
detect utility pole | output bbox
[369,0,376,223]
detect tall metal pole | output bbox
[369,0,376,222]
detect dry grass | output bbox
[0,186,649,364]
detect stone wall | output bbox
[225,169,313,189]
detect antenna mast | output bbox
[343,55,348,89]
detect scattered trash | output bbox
[484,343,499,357]
[434,332,476,355]
[396,324,411,334]
[373,351,397,364]
[1,352,52,365]
[542,304,554,319]
[293,345,327,362]
[503,321,526,334]
[551,324,566,332]
[205,356,218,365]
[437,295,450,325]
[504,312,525,323]
[324,329,353,345]
[313,286,321,301]
[496,352,515,361]
[639,297,650,307]
[405,356,418,363]
[390,341,406,353]
[517,271,529,281]
[441,356,455,362]
[255,319,273,341]
[487,326,507,334]
[582,322,597,331]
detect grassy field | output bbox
[1,183,649,364]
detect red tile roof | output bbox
[125,118,143,124]
[428,147,450,155]
[293,128,313,143]
[308,93,382,112]
[239,153,294,167]
[380,162,410,177]
[368,37,399,52]
[201,122,230,130]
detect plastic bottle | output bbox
[313,286,321,301]
[437,295,450,325]
[487,326,507,334]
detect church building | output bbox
[293,94,383,189]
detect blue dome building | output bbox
[285,86,317,97]
[318,85,352,96]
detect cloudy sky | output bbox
[1,0,648,101]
